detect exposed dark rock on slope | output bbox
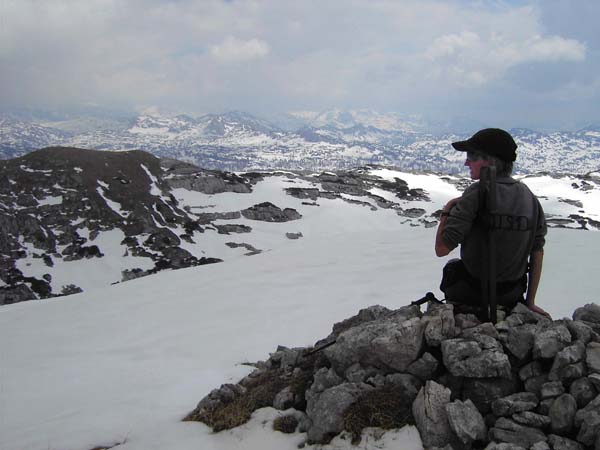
[0,147,267,303]
[187,301,600,450]
[0,148,442,305]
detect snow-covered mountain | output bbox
[2,147,600,305]
[2,110,600,174]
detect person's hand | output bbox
[528,304,552,320]
[444,198,460,213]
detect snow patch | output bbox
[96,185,127,218]
[140,164,162,196]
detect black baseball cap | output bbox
[452,128,517,162]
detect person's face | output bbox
[464,152,489,180]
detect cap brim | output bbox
[451,140,474,152]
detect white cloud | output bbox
[210,36,270,63]
[423,30,586,87]
[523,35,586,62]
[426,31,482,60]
[0,0,596,128]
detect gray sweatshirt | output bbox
[442,177,547,282]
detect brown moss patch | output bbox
[273,414,299,433]
[343,385,414,444]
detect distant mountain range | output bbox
[2,109,600,174]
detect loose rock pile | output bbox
[186,301,600,450]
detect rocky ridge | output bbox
[186,301,600,450]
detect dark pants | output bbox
[440,259,526,310]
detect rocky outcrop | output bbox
[0,147,223,300]
[241,202,302,222]
[187,301,600,449]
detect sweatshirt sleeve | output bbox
[532,198,547,251]
[441,183,480,250]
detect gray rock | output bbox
[538,398,555,416]
[587,342,600,373]
[533,322,572,360]
[596,433,600,450]
[489,417,548,448]
[306,382,372,443]
[549,393,577,435]
[214,224,252,234]
[531,442,551,450]
[503,324,537,360]
[0,283,37,305]
[167,170,252,194]
[510,302,548,324]
[407,352,439,380]
[317,304,396,346]
[558,362,587,382]
[540,381,565,399]
[272,347,303,371]
[574,395,600,446]
[549,341,586,381]
[412,381,453,449]
[548,435,584,450]
[423,304,456,347]
[566,320,594,344]
[441,338,511,379]
[573,303,600,325]
[484,443,527,450]
[520,361,546,381]
[241,202,302,222]
[462,377,520,414]
[191,383,247,417]
[344,363,381,383]
[512,411,551,429]
[461,321,500,340]
[492,392,539,417]
[589,373,600,390]
[325,316,425,374]
[525,375,549,397]
[384,373,422,400]
[195,211,241,224]
[569,377,597,408]
[455,313,481,330]
[285,232,303,239]
[445,399,487,444]
[309,368,343,394]
[273,386,295,410]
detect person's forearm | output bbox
[526,250,544,307]
[435,214,450,256]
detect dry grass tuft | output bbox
[343,385,414,444]
[184,370,289,431]
[273,414,299,434]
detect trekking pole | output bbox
[487,165,498,324]
[479,167,490,322]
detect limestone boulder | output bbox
[325,316,425,374]
[412,381,453,449]
[441,337,511,379]
[305,382,372,443]
[445,399,487,445]
[533,322,572,360]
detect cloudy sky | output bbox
[1,0,598,130]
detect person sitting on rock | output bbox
[434,128,551,318]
